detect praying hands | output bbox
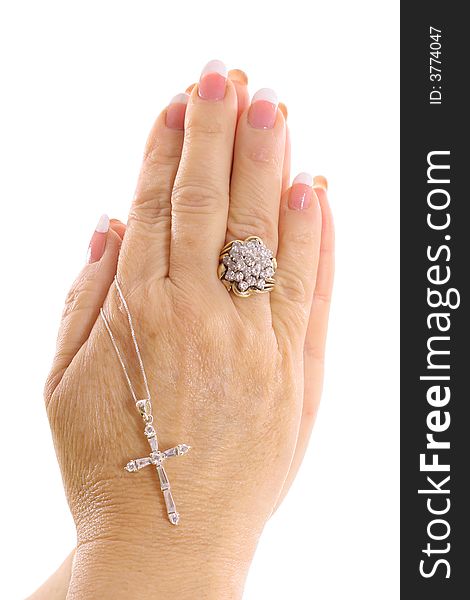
[36,61,334,600]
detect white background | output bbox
[0,1,399,598]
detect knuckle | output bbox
[63,287,79,319]
[62,272,95,319]
[44,370,67,422]
[62,267,113,325]
[277,272,310,306]
[172,179,224,214]
[44,373,58,409]
[247,146,282,172]
[184,115,226,139]
[282,227,317,250]
[304,339,326,365]
[128,198,171,228]
[171,286,206,323]
[168,280,232,335]
[228,206,277,245]
[131,142,179,225]
[313,290,332,305]
[143,141,182,167]
[273,312,303,358]
[232,166,280,201]
[131,182,171,226]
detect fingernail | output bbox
[198,59,227,101]
[248,88,278,129]
[166,93,189,130]
[228,68,248,85]
[87,214,109,263]
[278,102,288,120]
[314,175,328,191]
[289,173,313,210]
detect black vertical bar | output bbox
[401,3,469,598]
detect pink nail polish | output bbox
[289,173,313,210]
[248,88,278,129]
[166,93,189,130]
[198,59,227,101]
[87,214,109,263]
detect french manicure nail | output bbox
[278,102,288,120]
[87,214,109,263]
[228,69,248,85]
[198,59,227,101]
[314,175,328,191]
[248,88,278,129]
[166,93,189,130]
[289,173,313,210]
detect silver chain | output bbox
[100,275,153,423]
[100,275,150,403]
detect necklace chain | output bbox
[100,276,153,419]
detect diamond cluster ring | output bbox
[218,236,277,297]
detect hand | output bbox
[44,61,334,600]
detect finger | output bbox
[271,173,322,349]
[281,121,291,195]
[123,93,188,283]
[228,69,249,118]
[272,183,334,512]
[302,182,334,374]
[228,89,285,251]
[169,60,238,283]
[45,215,122,400]
[110,218,126,240]
[226,89,285,314]
[190,70,249,121]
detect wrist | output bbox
[68,537,249,600]
[68,460,267,598]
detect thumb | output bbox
[45,215,122,401]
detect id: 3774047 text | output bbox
[429,26,443,105]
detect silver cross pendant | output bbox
[125,423,190,525]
